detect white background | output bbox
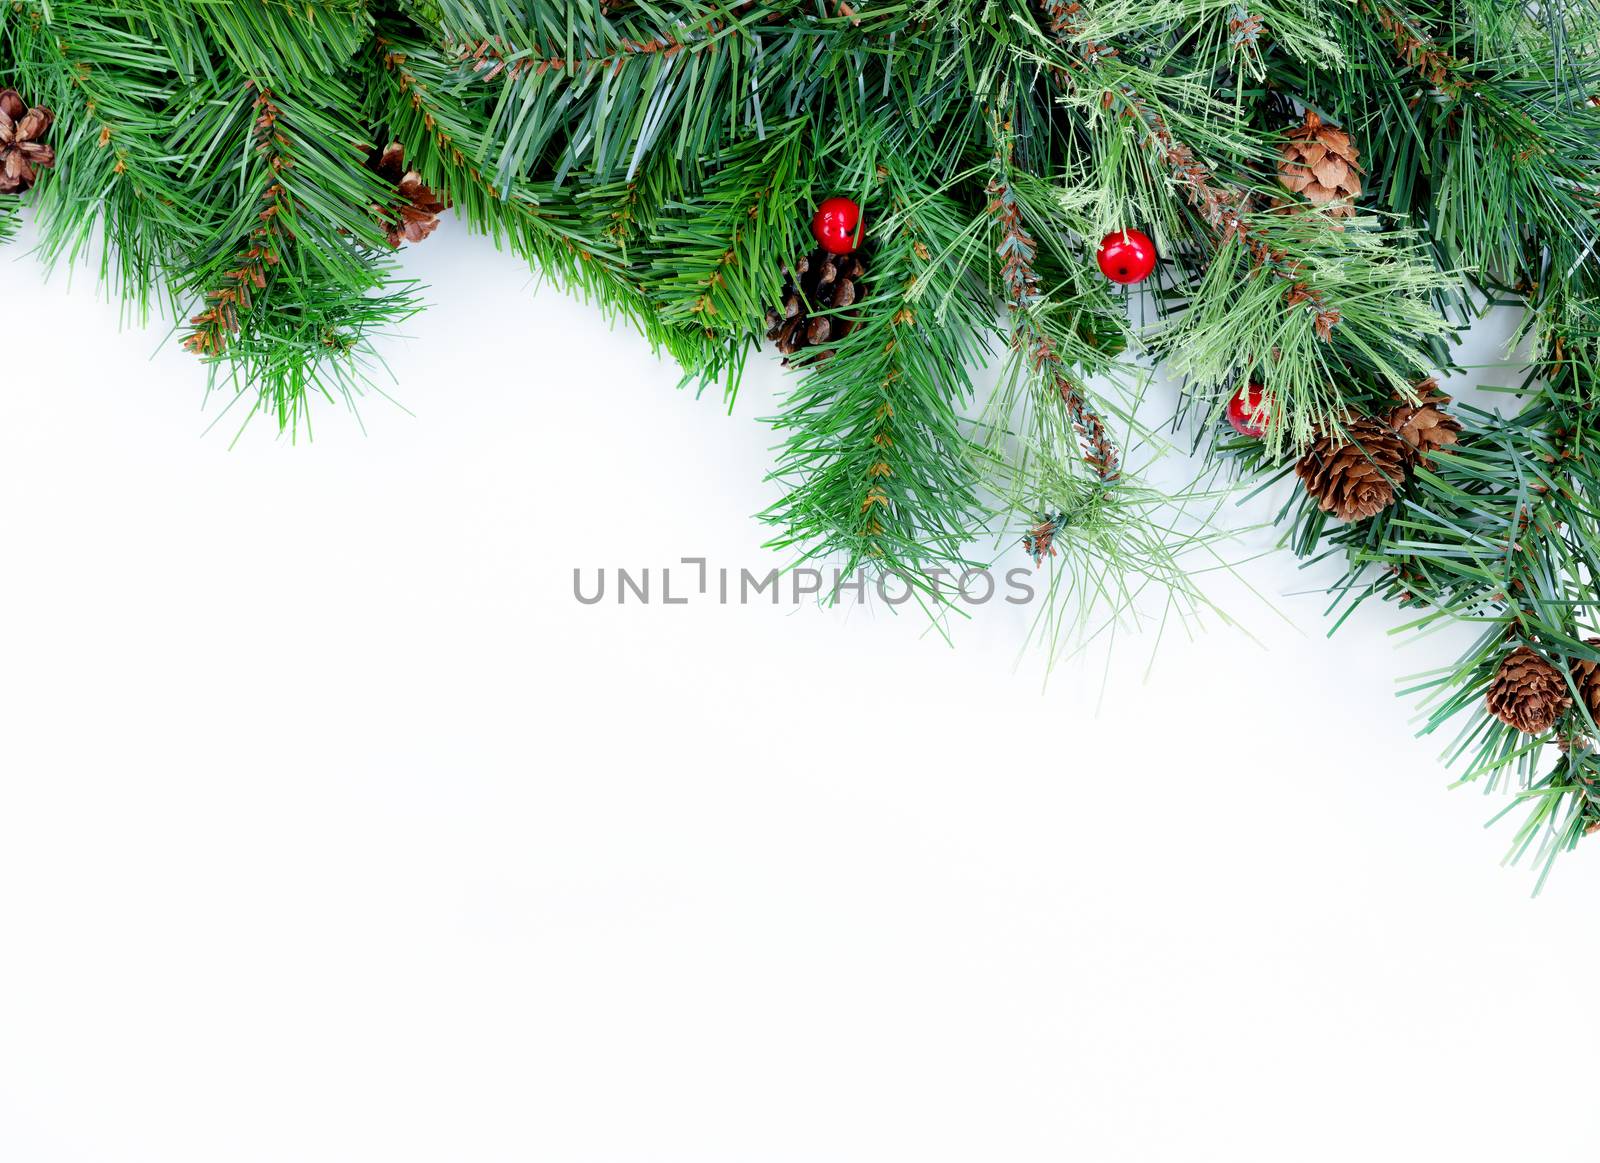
[2,215,1597,1163]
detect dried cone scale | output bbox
[1569,638,1600,725]
[1486,645,1571,735]
[1277,110,1362,217]
[1295,417,1410,522]
[765,247,866,363]
[1388,379,1462,463]
[366,142,447,247]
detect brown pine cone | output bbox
[1277,110,1361,217]
[1022,513,1060,565]
[1568,638,1600,724]
[765,247,866,363]
[1295,417,1410,521]
[1486,645,1571,735]
[1388,379,1462,464]
[366,142,447,247]
[0,88,56,195]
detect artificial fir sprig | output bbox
[982,103,1233,657]
[173,9,420,429]
[988,117,1122,483]
[419,0,833,191]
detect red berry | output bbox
[1226,383,1271,437]
[812,196,863,255]
[1095,228,1157,284]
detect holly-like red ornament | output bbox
[1095,228,1157,284]
[1226,382,1272,437]
[812,196,863,255]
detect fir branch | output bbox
[1157,215,1453,449]
[418,1,825,188]
[192,0,372,82]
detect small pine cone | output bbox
[1388,379,1461,464]
[1486,645,1571,735]
[0,88,56,195]
[1569,637,1600,723]
[764,247,866,363]
[366,142,447,247]
[1277,110,1362,217]
[1295,417,1410,522]
[1022,514,1060,565]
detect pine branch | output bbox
[988,126,1121,482]
[454,27,692,80]
[640,120,814,340]
[1281,322,1600,884]
[763,159,991,584]
[172,59,420,434]
[418,0,831,189]
[1361,2,1472,99]
[182,86,284,358]
[10,2,212,312]
[1040,0,1346,339]
[371,22,740,385]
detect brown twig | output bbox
[455,34,687,81]
[453,2,866,81]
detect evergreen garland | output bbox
[4,0,1600,881]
